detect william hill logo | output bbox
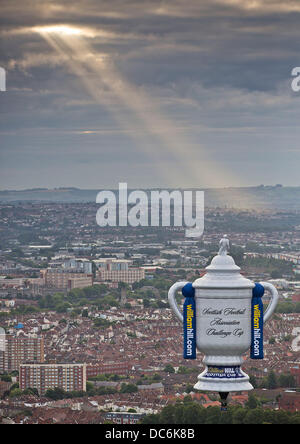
[185,304,194,356]
[253,304,262,356]
[186,304,194,329]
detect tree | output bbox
[159,404,176,424]
[290,414,300,425]
[182,403,204,424]
[278,373,296,388]
[23,387,39,396]
[177,366,189,374]
[152,373,162,381]
[142,401,300,424]
[272,410,290,425]
[142,414,160,424]
[185,384,194,394]
[110,374,120,381]
[143,299,150,308]
[9,388,22,398]
[232,407,247,424]
[249,375,258,388]
[243,409,264,424]
[245,394,260,409]
[1,375,12,382]
[266,371,278,389]
[204,406,221,424]
[56,303,69,313]
[163,364,175,373]
[86,382,95,394]
[120,383,138,394]
[45,387,67,400]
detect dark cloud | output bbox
[0,1,300,189]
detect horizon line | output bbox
[0,184,295,193]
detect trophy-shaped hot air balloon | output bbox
[168,236,279,409]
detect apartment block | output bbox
[19,363,87,395]
[40,269,93,290]
[0,334,44,373]
[94,259,132,271]
[62,258,93,274]
[97,268,145,284]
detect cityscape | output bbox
[1,0,300,428]
[0,197,300,423]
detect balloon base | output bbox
[194,365,253,393]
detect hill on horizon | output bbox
[0,185,299,210]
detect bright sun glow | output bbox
[34,25,83,36]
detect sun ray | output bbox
[36,26,256,207]
[40,32,179,185]
[50,32,234,188]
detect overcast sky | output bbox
[1,0,300,190]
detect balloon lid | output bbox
[193,235,254,289]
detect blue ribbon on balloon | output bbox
[250,283,264,360]
[182,283,197,359]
